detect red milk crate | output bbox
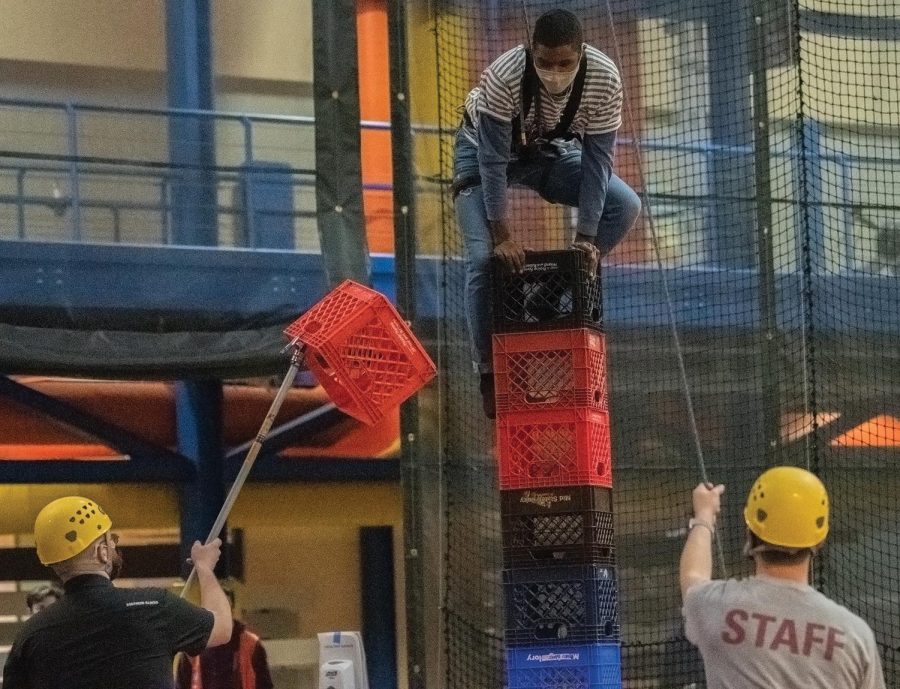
[493,329,608,415]
[497,409,612,489]
[283,280,436,425]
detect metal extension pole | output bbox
[180,346,304,597]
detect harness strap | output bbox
[512,49,588,148]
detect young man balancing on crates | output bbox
[680,467,886,688]
[452,9,641,418]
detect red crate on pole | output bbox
[497,408,613,489]
[493,329,608,415]
[284,280,436,425]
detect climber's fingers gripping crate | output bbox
[492,249,602,334]
[503,564,620,646]
[506,643,622,689]
[497,408,612,490]
[493,329,608,415]
[502,487,615,567]
[283,280,436,426]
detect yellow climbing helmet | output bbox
[744,466,829,549]
[34,496,112,565]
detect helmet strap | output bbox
[745,531,820,560]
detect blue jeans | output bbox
[454,131,641,373]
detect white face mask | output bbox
[535,65,578,95]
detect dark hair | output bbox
[747,532,815,565]
[26,584,62,611]
[533,10,583,49]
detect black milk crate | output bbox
[503,564,620,645]
[492,249,602,334]
[502,486,614,566]
[506,643,622,689]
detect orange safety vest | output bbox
[189,629,260,689]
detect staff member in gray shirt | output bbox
[680,467,885,689]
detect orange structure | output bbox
[0,378,399,462]
[357,0,394,254]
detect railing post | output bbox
[16,169,26,239]
[65,103,82,240]
[803,120,826,271]
[111,207,121,242]
[837,153,855,268]
[750,4,780,465]
[241,115,253,164]
[160,178,171,244]
[239,116,256,247]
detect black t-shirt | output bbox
[2,574,214,689]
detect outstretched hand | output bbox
[187,538,222,572]
[494,239,528,274]
[572,238,601,278]
[692,483,725,524]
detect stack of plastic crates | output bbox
[492,250,621,689]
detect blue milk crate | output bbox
[504,564,619,645]
[506,643,622,689]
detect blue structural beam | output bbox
[2,242,897,334]
[360,526,398,689]
[167,0,229,576]
[166,0,218,247]
[224,458,399,483]
[800,120,828,270]
[0,241,327,326]
[176,380,226,578]
[370,257,900,335]
[706,0,756,269]
[0,375,195,482]
[0,459,191,484]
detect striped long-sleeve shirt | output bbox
[461,43,623,236]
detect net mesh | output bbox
[430,0,899,687]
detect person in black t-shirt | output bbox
[2,496,233,689]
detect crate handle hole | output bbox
[347,360,372,391]
[315,353,332,374]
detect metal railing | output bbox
[0,97,323,247]
[0,96,897,272]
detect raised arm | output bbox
[679,483,724,599]
[190,539,233,647]
[478,113,525,272]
